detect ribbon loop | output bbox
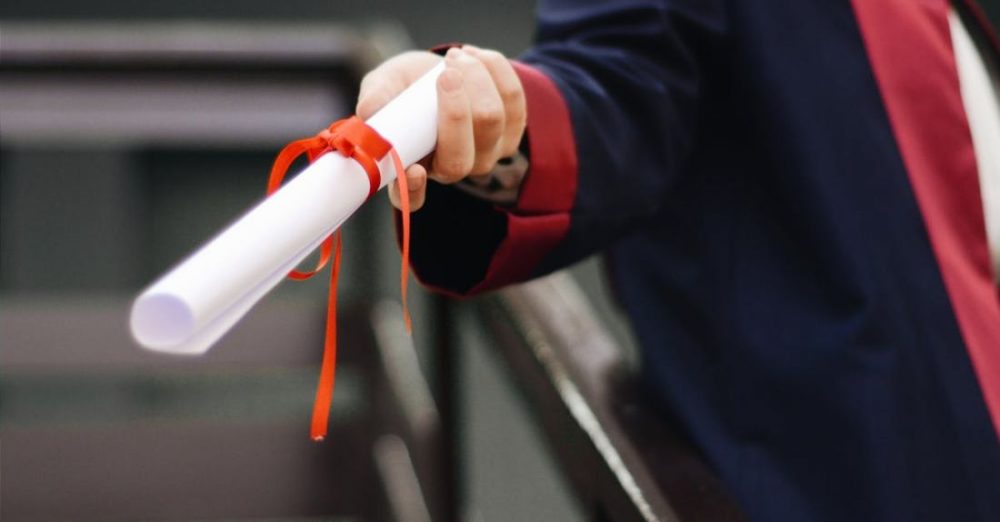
[267,115,412,441]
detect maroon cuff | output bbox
[463,61,579,293]
[398,60,578,297]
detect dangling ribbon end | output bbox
[310,407,331,442]
[391,149,414,337]
[403,311,413,335]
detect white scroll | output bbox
[130,62,445,355]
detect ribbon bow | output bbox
[267,116,412,441]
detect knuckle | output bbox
[503,83,525,108]
[473,105,505,129]
[481,49,504,61]
[471,146,502,174]
[477,49,504,66]
[471,158,498,175]
[506,109,527,137]
[436,156,471,180]
[499,139,521,159]
[442,105,468,124]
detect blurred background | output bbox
[0,1,633,521]
[2,2,998,522]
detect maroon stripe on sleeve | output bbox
[508,62,579,215]
[467,61,579,292]
[851,0,1000,436]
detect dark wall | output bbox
[0,0,540,56]
[2,0,997,58]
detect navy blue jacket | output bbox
[406,1,1000,520]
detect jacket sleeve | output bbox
[405,0,727,296]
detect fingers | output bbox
[443,48,506,175]
[362,46,526,213]
[432,66,475,184]
[357,51,442,120]
[464,46,526,158]
[389,164,428,212]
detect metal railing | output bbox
[474,273,745,522]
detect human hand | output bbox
[356,46,527,211]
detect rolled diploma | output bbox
[130,62,445,355]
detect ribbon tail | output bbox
[391,150,413,333]
[310,231,343,441]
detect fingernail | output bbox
[445,47,463,60]
[439,69,462,92]
[462,44,481,53]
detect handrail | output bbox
[479,272,746,522]
[0,21,394,70]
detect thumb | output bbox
[388,164,428,212]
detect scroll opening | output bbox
[131,293,196,351]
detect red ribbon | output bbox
[267,116,412,441]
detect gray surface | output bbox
[1,148,143,292]
[0,298,364,521]
[0,76,344,147]
[458,305,585,522]
[0,0,539,57]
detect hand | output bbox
[356,46,527,211]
